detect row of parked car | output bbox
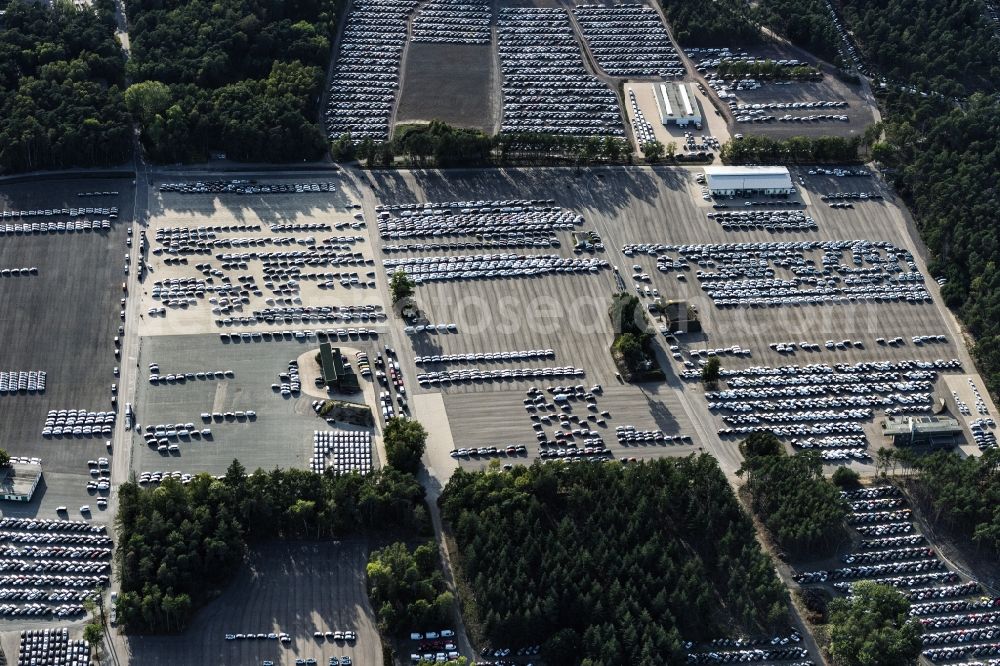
[138,470,200,485]
[0,266,39,277]
[270,223,334,233]
[17,628,89,666]
[384,253,609,283]
[324,0,414,140]
[1,206,117,219]
[735,112,849,124]
[412,0,490,43]
[220,328,380,343]
[384,237,559,253]
[707,210,818,232]
[1,220,112,235]
[311,431,372,476]
[377,201,580,239]
[418,366,585,385]
[686,647,808,663]
[627,89,658,146]
[573,4,682,78]
[498,8,625,137]
[615,426,692,444]
[415,349,553,365]
[159,180,336,195]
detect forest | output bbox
[659,0,760,47]
[738,435,848,557]
[367,541,453,634]
[872,91,1000,398]
[909,449,1000,558]
[0,0,132,173]
[839,0,1000,96]
[720,134,862,164]
[752,0,842,64]
[661,0,841,65]
[122,0,337,162]
[439,457,789,665]
[115,462,427,632]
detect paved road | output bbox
[354,167,480,663]
[104,157,147,666]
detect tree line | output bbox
[334,122,675,168]
[122,0,337,162]
[737,433,849,557]
[715,61,821,81]
[720,134,863,164]
[0,0,131,173]
[115,462,428,632]
[439,457,789,665]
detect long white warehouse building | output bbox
[703,166,795,196]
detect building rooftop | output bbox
[0,463,42,499]
[883,415,962,436]
[654,82,701,122]
[704,166,793,191]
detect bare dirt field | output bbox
[0,178,133,521]
[119,540,382,666]
[396,43,499,132]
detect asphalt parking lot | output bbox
[441,382,699,471]
[122,540,382,666]
[141,176,377,338]
[354,166,982,473]
[132,334,381,477]
[0,178,133,520]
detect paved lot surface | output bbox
[132,334,382,477]
[441,382,701,470]
[0,179,133,518]
[353,166,984,478]
[119,540,381,666]
[141,176,376,338]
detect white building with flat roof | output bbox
[703,166,795,197]
[653,82,702,127]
